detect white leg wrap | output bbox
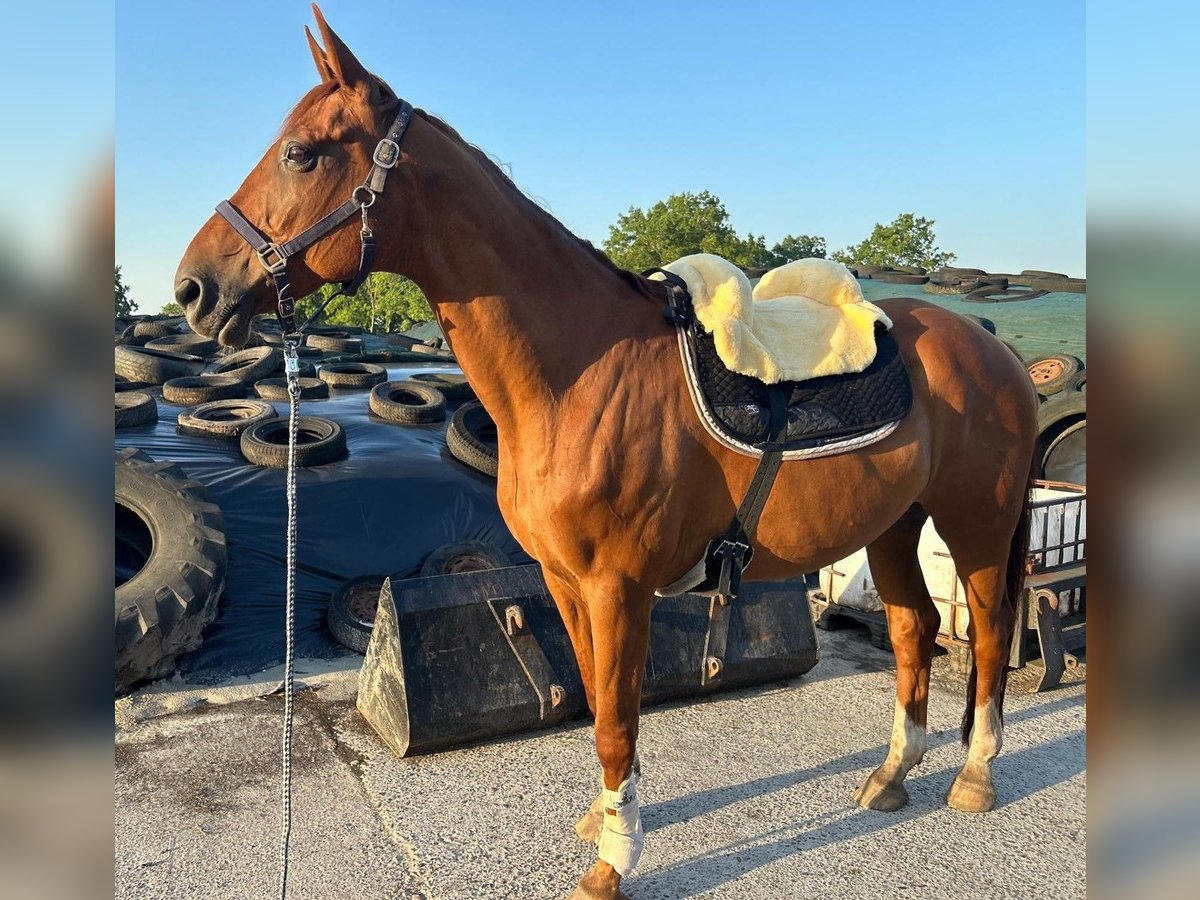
[596,767,644,877]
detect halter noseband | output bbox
[215,99,415,338]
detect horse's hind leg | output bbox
[929,491,1028,813]
[854,504,940,812]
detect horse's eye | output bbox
[283,143,315,171]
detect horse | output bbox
[174,8,1038,898]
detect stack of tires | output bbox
[1027,354,1086,484]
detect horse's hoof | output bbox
[853,770,910,812]
[574,793,605,843]
[945,767,996,813]
[567,862,627,899]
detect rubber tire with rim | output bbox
[115,392,157,428]
[306,333,364,354]
[178,399,277,438]
[116,448,227,693]
[204,347,282,385]
[409,372,475,400]
[239,415,347,468]
[369,380,447,424]
[419,541,512,577]
[115,346,206,385]
[254,377,329,401]
[446,400,499,477]
[1026,354,1083,396]
[318,362,388,389]
[162,375,245,405]
[326,575,391,654]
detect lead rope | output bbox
[277,339,302,899]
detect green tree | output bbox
[115,265,134,317]
[833,213,955,271]
[762,234,827,267]
[161,301,183,316]
[296,272,432,333]
[604,191,769,271]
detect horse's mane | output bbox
[415,110,668,305]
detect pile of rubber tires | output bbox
[1026,353,1086,484]
[114,315,511,689]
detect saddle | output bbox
[652,269,913,599]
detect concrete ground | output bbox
[115,630,1086,900]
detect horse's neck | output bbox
[386,150,663,446]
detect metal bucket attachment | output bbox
[357,565,818,757]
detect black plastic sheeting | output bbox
[114,360,530,681]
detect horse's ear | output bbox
[310,4,371,90]
[305,26,335,83]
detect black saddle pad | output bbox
[686,316,912,451]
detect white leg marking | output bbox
[596,766,644,877]
[965,699,1003,769]
[886,699,927,774]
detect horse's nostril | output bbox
[175,277,203,308]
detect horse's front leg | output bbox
[568,575,652,900]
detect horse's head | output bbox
[174,5,409,345]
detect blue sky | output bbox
[115,0,1084,312]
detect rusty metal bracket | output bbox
[700,594,733,686]
[486,597,569,723]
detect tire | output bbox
[964,286,1047,303]
[326,575,390,654]
[893,265,927,275]
[1041,420,1086,484]
[409,372,475,400]
[369,380,447,424]
[924,281,977,295]
[973,276,1010,290]
[115,392,157,428]
[204,347,282,384]
[239,415,347,468]
[115,448,227,693]
[318,361,388,389]
[1035,392,1085,482]
[1027,354,1083,396]
[145,334,220,357]
[871,271,929,285]
[305,333,364,354]
[254,377,330,401]
[115,346,206,385]
[419,541,512,577]
[962,314,997,335]
[1021,269,1069,279]
[178,399,277,438]
[116,375,150,393]
[131,320,180,340]
[1021,276,1087,294]
[854,264,888,276]
[447,401,499,477]
[162,375,245,405]
[941,267,988,277]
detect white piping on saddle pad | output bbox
[596,768,644,877]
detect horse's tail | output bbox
[961,475,1034,745]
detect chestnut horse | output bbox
[175,8,1037,898]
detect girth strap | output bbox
[709,385,789,599]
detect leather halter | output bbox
[215,99,415,337]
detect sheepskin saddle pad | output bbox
[653,254,912,458]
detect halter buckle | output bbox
[373,138,400,169]
[256,243,288,276]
